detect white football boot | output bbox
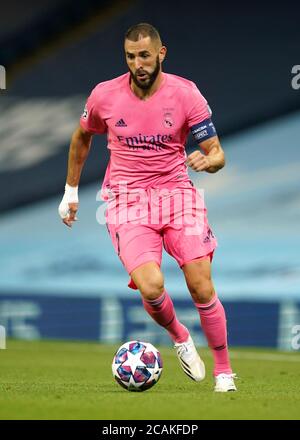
[174,335,205,382]
[214,373,237,392]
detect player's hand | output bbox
[186,150,211,172]
[58,184,79,228]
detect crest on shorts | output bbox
[163,112,174,128]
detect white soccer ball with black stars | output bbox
[112,340,163,392]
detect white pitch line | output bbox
[5,343,300,362]
[161,349,300,363]
[229,351,300,363]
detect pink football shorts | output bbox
[105,181,217,289]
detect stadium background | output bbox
[0,0,299,351]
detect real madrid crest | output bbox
[163,112,174,128]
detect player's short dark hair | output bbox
[125,23,162,45]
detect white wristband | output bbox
[58,184,79,220]
[64,183,78,203]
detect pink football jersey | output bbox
[80,72,211,198]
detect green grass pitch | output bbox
[0,339,300,420]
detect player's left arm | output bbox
[186,135,225,173]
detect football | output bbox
[112,340,163,392]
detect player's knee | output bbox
[189,277,214,304]
[139,273,164,300]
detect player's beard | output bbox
[130,56,161,90]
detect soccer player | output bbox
[59,23,236,392]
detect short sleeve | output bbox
[80,87,107,134]
[185,83,212,128]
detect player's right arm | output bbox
[58,125,93,227]
[59,84,107,228]
[66,125,93,188]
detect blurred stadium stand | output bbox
[1,0,300,212]
[0,0,299,349]
[0,0,120,68]
[0,0,63,42]
[0,113,299,349]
